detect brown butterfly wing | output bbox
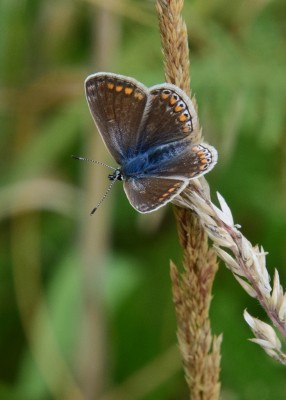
[85,73,148,164]
[136,84,199,153]
[123,177,187,213]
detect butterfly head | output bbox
[108,168,124,182]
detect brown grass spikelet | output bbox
[156,0,191,94]
[156,2,221,398]
[170,209,222,399]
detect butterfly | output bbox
[83,72,217,214]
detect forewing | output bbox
[85,73,148,164]
[123,177,187,213]
[138,84,199,152]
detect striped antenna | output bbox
[72,155,121,214]
[71,155,116,170]
[90,178,118,215]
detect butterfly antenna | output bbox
[72,155,116,170]
[90,178,118,215]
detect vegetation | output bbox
[1,0,286,399]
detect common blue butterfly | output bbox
[83,73,217,213]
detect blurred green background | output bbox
[1,0,286,399]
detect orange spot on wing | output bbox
[107,82,114,90]
[191,146,200,151]
[178,114,188,122]
[174,104,184,112]
[115,85,123,92]
[160,92,169,100]
[182,124,189,132]
[168,187,176,193]
[169,96,177,105]
[125,87,133,95]
[134,91,144,100]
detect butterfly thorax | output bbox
[121,140,189,179]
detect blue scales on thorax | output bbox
[121,140,189,179]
